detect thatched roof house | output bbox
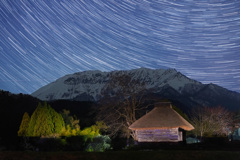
[129,102,194,142]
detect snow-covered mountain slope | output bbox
[31,68,201,101]
[31,68,240,111]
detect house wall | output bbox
[136,128,182,142]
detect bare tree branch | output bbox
[97,74,152,139]
[190,106,234,138]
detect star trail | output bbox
[0,0,240,94]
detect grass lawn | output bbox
[1,150,240,160]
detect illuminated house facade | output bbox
[129,102,194,142]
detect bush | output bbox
[85,135,111,152]
[65,136,85,151]
[36,138,66,151]
[203,137,229,145]
[111,137,127,150]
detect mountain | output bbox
[31,68,240,111]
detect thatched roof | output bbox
[129,102,194,131]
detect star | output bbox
[0,0,239,94]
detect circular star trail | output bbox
[0,0,240,94]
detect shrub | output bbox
[85,135,111,152]
[36,138,66,151]
[65,136,85,151]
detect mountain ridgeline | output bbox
[31,68,240,111]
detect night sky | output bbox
[0,0,240,94]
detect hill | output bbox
[31,68,240,111]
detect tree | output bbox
[25,102,65,137]
[98,73,150,140]
[18,112,30,136]
[60,109,80,130]
[33,104,54,136]
[60,109,80,136]
[27,103,42,136]
[80,121,108,141]
[49,107,65,134]
[190,106,233,139]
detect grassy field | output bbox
[1,150,240,160]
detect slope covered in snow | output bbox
[31,68,202,101]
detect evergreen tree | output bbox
[49,106,65,134]
[33,103,54,136]
[26,102,65,137]
[18,112,30,136]
[26,103,42,136]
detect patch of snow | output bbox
[31,68,202,101]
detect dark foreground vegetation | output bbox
[1,138,240,160]
[1,150,240,160]
[1,90,240,160]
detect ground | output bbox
[0,150,240,160]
